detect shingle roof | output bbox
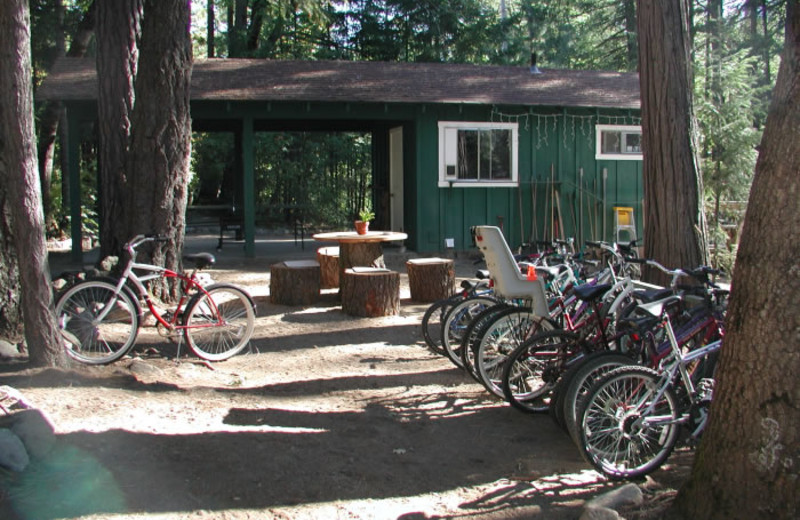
[37,57,640,109]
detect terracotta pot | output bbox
[354,220,369,235]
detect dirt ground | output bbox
[0,234,691,520]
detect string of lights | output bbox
[490,109,641,149]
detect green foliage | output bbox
[28,0,787,243]
[695,48,760,204]
[190,132,236,205]
[190,130,372,230]
[358,208,375,222]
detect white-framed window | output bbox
[595,124,643,160]
[438,121,518,187]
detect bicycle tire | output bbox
[577,365,680,479]
[501,329,580,413]
[459,303,512,381]
[440,296,499,369]
[474,308,554,398]
[560,351,636,445]
[55,279,140,364]
[183,284,256,361]
[421,296,460,356]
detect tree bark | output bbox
[0,182,23,343]
[672,3,800,518]
[637,0,708,286]
[124,0,192,299]
[406,258,455,303]
[207,0,215,58]
[96,0,142,260]
[0,0,68,367]
[341,268,400,317]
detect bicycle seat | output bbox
[183,253,216,269]
[573,283,612,303]
[634,287,673,303]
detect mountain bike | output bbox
[576,294,722,479]
[55,234,256,364]
[501,258,724,415]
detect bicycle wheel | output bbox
[560,352,636,445]
[501,329,580,413]
[183,284,256,361]
[474,308,554,398]
[459,303,511,381]
[440,296,499,369]
[55,280,140,364]
[421,296,459,356]
[578,365,680,479]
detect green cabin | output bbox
[38,58,642,258]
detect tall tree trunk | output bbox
[247,0,267,52]
[36,0,96,232]
[0,182,23,344]
[672,3,800,518]
[97,0,143,260]
[228,0,248,57]
[207,0,215,57]
[124,0,192,298]
[0,0,68,367]
[623,0,638,70]
[637,0,708,285]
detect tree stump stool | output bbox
[341,267,399,317]
[406,258,456,302]
[316,246,340,289]
[270,260,320,306]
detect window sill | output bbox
[595,153,643,161]
[438,180,518,188]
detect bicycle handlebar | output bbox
[625,256,723,288]
[125,234,171,254]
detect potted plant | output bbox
[354,208,375,235]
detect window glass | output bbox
[491,130,511,179]
[596,125,643,160]
[439,122,518,186]
[602,131,621,154]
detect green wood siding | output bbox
[61,98,641,258]
[412,105,642,253]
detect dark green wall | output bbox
[411,104,643,253]
[63,99,642,258]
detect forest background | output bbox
[32,0,785,272]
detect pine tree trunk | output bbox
[672,4,800,518]
[0,188,23,344]
[123,0,192,299]
[96,0,142,259]
[0,0,68,367]
[637,0,708,286]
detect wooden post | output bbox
[316,246,340,289]
[406,258,455,302]
[338,241,385,284]
[341,268,399,317]
[270,260,320,306]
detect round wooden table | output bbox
[312,230,407,273]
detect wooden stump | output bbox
[341,268,399,317]
[339,241,385,272]
[270,260,320,306]
[316,246,340,289]
[406,258,456,302]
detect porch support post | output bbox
[242,115,255,257]
[67,107,83,264]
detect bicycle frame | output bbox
[635,310,723,430]
[104,236,220,334]
[119,261,197,332]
